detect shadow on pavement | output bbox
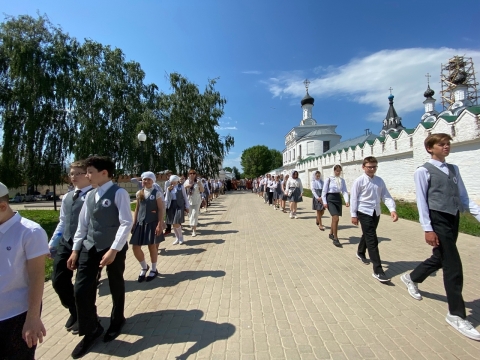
[161,248,207,256]
[380,259,424,278]
[91,309,235,359]
[184,239,225,246]
[207,221,232,226]
[99,270,227,296]
[345,236,391,245]
[196,229,238,236]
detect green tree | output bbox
[241,145,282,178]
[0,14,79,187]
[148,73,234,177]
[223,166,233,173]
[232,166,241,179]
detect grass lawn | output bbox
[18,210,58,282]
[303,194,480,237]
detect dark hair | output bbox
[424,133,452,154]
[362,156,378,166]
[292,171,298,178]
[333,165,342,171]
[314,170,321,176]
[0,194,9,203]
[85,156,115,178]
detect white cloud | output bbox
[242,70,262,75]
[218,126,238,130]
[264,48,480,121]
[259,122,265,125]
[223,155,242,171]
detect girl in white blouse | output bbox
[311,171,325,230]
[184,169,204,237]
[322,165,349,247]
[286,171,303,219]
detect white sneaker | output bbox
[289,212,293,219]
[192,231,197,237]
[445,313,480,341]
[401,273,422,300]
[294,213,298,219]
[178,240,184,245]
[172,239,179,245]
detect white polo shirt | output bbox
[0,212,49,321]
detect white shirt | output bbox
[311,179,324,199]
[0,213,49,320]
[267,179,275,192]
[414,159,480,231]
[286,178,303,193]
[50,185,92,244]
[73,181,133,251]
[350,174,396,217]
[322,176,349,204]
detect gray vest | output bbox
[138,189,159,225]
[423,162,462,215]
[63,188,93,241]
[176,185,185,208]
[85,184,120,252]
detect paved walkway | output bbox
[37,192,480,359]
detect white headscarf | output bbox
[141,171,156,182]
[169,175,180,183]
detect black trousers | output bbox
[410,210,465,318]
[268,191,274,205]
[357,210,383,274]
[74,244,128,336]
[0,311,36,360]
[52,238,76,318]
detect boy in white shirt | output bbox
[401,133,480,341]
[350,156,398,283]
[0,182,49,359]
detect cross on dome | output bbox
[425,73,431,85]
[388,87,393,95]
[303,79,310,91]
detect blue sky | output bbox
[4,0,480,170]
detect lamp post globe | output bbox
[137,130,147,174]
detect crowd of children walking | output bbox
[1,133,480,360]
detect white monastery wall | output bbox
[293,110,480,203]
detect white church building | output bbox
[273,57,480,203]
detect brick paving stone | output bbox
[35,192,480,359]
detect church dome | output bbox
[301,91,314,106]
[424,85,435,98]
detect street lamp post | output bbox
[137,130,147,174]
[50,162,59,211]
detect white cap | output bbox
[141,171,156,182]
[0,182,8,197]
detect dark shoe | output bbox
[372,272,391,283]
[71,321,79,335]
[145,269,158,282]
[137,265,150,283]
[356,253,370,265]
[65,314,77,331]
[103,318,126,342]
[329,233,334,240]
[164,229,171,236]
[332,239,342,248]
[316,221,319,226]
[71,324,104,359]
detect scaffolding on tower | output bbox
[440,55,478,110]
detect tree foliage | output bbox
[0,14,233,187]
[232,166,241,180]
[240,145,282,178]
